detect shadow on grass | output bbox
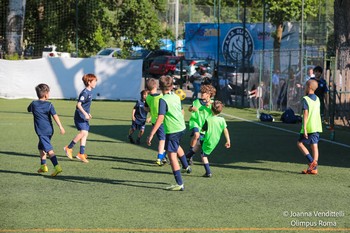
[88,122,350,169]
[0,169,169,190]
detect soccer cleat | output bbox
[156,159,165,166]
[181,166,192,174]
[128,135,135,144]
[37,164,48,173]
[165,184,184,191]
[308,160,318,171]
[64,146,73,160]
[76,153,89,163]
[162,157,169,165]
[203,173,213,178]
[51,164,62,177]
[302,169,318,175]
[187,157,193,165]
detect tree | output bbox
[258,0,318,70]
[6,0,26,57]
[334,0,350,69]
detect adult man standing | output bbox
[310,66,328,119]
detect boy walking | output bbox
[199,100,231,177]
[128,90,148,144]
[64,74,98,163]
[297,79,322,175]
[28,83,65,176]
[144,78,167,166]
[146,76,191,191]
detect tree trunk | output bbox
[273,23,283,71]
[334,0,350,69]
[6,0,26,57]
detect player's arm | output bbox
[223,128,230,148]
[53,114,65,135]
[131,108,136,121]
[76,101,90,120]
[27,102,33,112]
[303,109,309,138]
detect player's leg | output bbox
[75,130,89,163]
[37,149,48,173]
[308,143,319,171]
[136,125,145,145]
[156,125,166,166]
[166,136,184,191]
[185,129,200,164]
[201,152,212,177]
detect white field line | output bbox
[221,113,350,149]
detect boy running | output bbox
[27,83,65,176]
[128,90,148,144]
[64,74,98,163]
[144,78,167,166]
[199,100,231,177]
[185,84,216,164]
[146,76,191,191]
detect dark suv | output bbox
[128,49,175,72]
[148,56,181,76]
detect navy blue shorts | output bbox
[298,132,320,144]
[165,130,185,153]
[75,119,90,131]
[38,135,53,152]
[131,121,146,131]
[190,127,200,137]
[154,124,165,141]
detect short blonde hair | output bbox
[307,79,318,91]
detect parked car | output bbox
[128,49,175,72]
[92,47,122,58]
[42,45,70,58]
[148,56,181,76]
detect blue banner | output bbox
[184,22,299,66]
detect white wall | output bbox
[0,58,143,100]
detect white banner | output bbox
[0,57,143,100]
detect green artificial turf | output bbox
[0,99,349,233]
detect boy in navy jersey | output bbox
[28,83,65,176]
[64,74,98,163]
[128,90,149,144]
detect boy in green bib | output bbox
[297,79,322,175]
[147,76,191,191]
[200,100,231,177]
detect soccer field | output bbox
[0,99,349,233]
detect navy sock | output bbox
[305,154,313,163]
[50,155,58,167]
[173,170,183,185]
[204,163,211,175]
[41,159,46,165]
[68,141,76,149]
[80,146,85,154]
[186,149,195,158]
[179,155,189,168]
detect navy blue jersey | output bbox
[27,100,57,136]
[134,99,148,125]
[310,78,328,101]
[74,88,93,121]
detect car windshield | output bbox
[129,50,150,59]
[153,57,167,64]
[98,49,114,56]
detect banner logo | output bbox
[222,27,254,66]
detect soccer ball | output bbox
[175,89,186,101]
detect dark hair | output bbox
[140,89,148,98]
[35,83,50,98]
[313,66,323,74]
